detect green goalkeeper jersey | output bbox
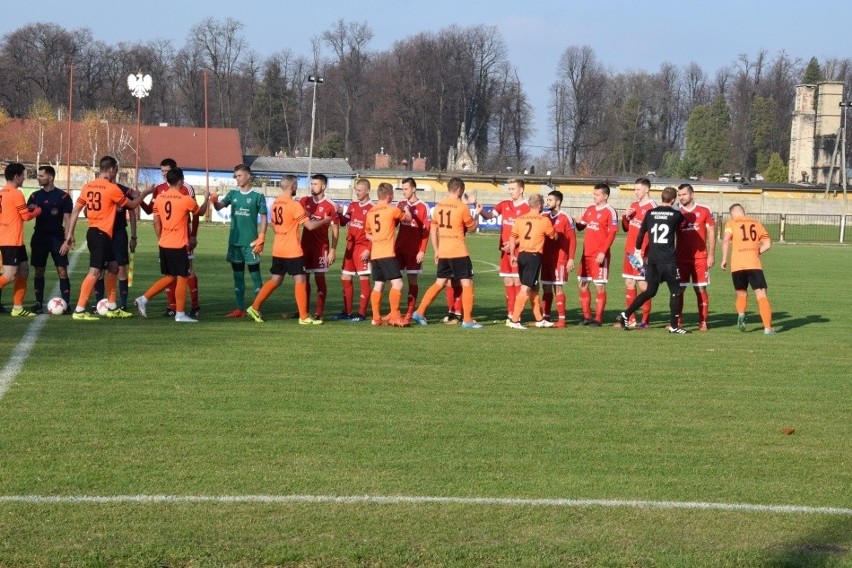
[220,189,267,246]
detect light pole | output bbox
[127,72,152,189]
[307,75,324,182]
[840,100,850,196]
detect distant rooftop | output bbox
[247,156,354,177]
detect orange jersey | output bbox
[365,201,405,260]
[270,194,308,259]
[153,189,199,248]
[77,178,128,238]
[433,195,476,258]
[724,216,770,272]
[511,212,556,254]
[0,183,30,246]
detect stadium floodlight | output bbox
[307,75,324,180]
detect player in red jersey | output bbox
[139,158,202,317]
[540,190,576,328]
[335,178,373,321]
[675,183,716,331]
[395,177,430,319]
[476,178,529,321]
[299,173,339,321]
[619,178,657,329]
[575,183,618,326]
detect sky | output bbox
[5,0,852,157]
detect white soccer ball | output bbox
[47,297,67,315]
[96,298,110,316]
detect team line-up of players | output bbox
[0,159,775,332]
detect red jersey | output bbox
[153,181,195,198]
[395,198,430,255]
[622,199,656,254]
[299,195,338,251]
[492,199,530,248]
[676,203,715,261]
[340,199,373,246]
[579,204,618,257]
[542,210,577,265]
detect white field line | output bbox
[473,259,500,273]
[0,494,848,516]
[0,248,83,401]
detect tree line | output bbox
[1,19,850,179]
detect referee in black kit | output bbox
[617,186,689,334]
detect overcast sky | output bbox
[5,0,851,155]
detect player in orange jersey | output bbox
[0,162,42,317]
[134,168,209,323]
[575,183,618,326]
[140,158,202,317]
[60,156,151,320]
[720,203,776,335]
[619,178,656,329]
[506,194,557,329]
[245,175,332,324]
[411,177,481,328]
[335,178,373,321]
[365,182,411,326]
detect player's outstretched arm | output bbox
[59,203,85,255]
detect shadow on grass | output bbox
[763,517,852,567]
[704,311,830,333]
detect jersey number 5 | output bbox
[373,213,382,232]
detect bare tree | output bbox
[321,19,373,159]
[551,45,607,174]
[188,18,247,127]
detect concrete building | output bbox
[788,81,845,185]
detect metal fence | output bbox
[715,213,850,243]
[563,207,850,244]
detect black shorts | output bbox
[0,245,28,266]
[270,256,306,277]
[436,257,474,280]
[732,269,768,291]
[159,246,190,277]
[30,235,68,268]
[371,257,402,282]
[112,229,130,266]
[86,228,114,269]
[517,252,542,288]
[646,262,681,285]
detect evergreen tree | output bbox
[764,152,788,183]
[681,94,732,178]
[803,57,822,84]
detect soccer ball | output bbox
[96,298,110,316]
[47,297,67,315]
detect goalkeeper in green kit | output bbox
[210,164,268,318]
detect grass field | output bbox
[0,221,850,567]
